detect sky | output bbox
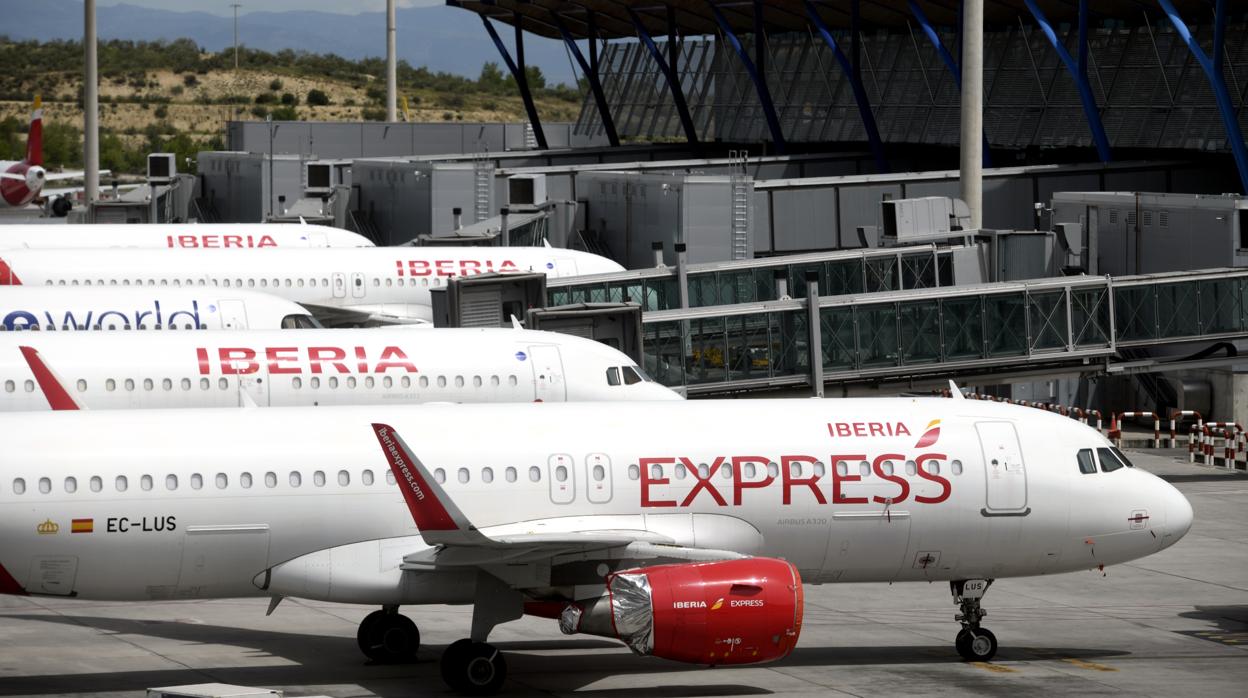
[98,0,441,16]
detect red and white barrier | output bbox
[1169,410,1203,448]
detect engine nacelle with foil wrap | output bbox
[554,558,803,666]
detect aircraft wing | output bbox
[42,169,111,182]
[370,423,748,572]
[303,304,430,328]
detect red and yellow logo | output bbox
[71,518,93,534]
[914,419,941,448]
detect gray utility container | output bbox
[577,171,754,269]
[197,152,313,223]
[351,158,497,246]
[1050,191,1248,276]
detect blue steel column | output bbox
[550,11,620,146]
[804,0,887,172]
[626,8,700,147]
[907,0,992,167]
[1024,0,1111,162]
[480,14,548,150]
[1157,0,1248,194]
[708,1,786,153]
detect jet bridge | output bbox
[638,268,1248,396]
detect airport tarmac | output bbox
[1,450,1244,698]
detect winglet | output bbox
[371,423,487,545]
[948,379,964,400]
[19,346,83,410]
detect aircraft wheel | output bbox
[441,639,506,695]
[955,627,998,662]
[358,610,419,663]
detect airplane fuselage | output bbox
[0,400,1190,603]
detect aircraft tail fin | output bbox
[18,346,84,410]
[370,423,489,546]
[948,379,964,400]
[26,96,42,166]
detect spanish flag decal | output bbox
[71,518,93,534]
[914,419,941,448]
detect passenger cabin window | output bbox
[1097,447,1126,473]
[1077,449,1097,474]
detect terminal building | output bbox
[85,0,1248,426]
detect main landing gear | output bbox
[951,579,998,662]
[357,605,420,663]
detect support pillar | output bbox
[480,14,548,150]
[960,0,983,229]
[627,8,700,147]
[806,271,824,398]
[805,0,886,172]
[1024,0,1112,163]
[907,0,991,167]
[550,10,619,146]
[709,1,786,153]
[1157,0,1248,194]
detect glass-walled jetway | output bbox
[639,269,1248,395]
[549,244,974,312]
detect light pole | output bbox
[231,3,242,70]
[386,0,397,122]
[960,0,984,229]
[84,0,99,204]
[267,114,275,220]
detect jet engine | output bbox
[556,558,803,665]
[44,196,71,218]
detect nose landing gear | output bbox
[357,605,420,663]
[951,579,998,661]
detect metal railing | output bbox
[550,244,961,312]
[638,268,1248,395]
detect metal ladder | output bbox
[472,153,492,223]
[729,150,752,260]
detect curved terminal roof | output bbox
[446,1,1214,40]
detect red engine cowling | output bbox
[560,557,803,666]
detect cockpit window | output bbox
[1076,449,1097,474]
[606,367,621,386]
[1111,447,1135,468]
[1097,447,1125,472]
[281,314,321,329]
[621,366,644,385]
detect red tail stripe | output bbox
[0,258,22,286]
[19,346,80,410]
[371,423,457,531]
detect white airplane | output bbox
[0,395,1192,694]
[4,327,678,410]
[0,286,317,331]
[0,246,624,326]
[0,223,374,249]
[0,97,97,216]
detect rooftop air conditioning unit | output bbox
[147,153,176,184]
[508,174,547,211]
[304,161,333,195]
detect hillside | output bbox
[0,38,587,175]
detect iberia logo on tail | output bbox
[914,419,941,448]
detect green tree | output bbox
[280,92,298,106]
[306,89,330,106]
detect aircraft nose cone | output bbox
[1161,483,1194,549]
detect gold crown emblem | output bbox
[36,519,59,534]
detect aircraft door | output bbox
[976,422,1029,514]
[178,524,271,598]
[585,453,613,503]
[332,272,347,298]
[551,258,578,277]
[351,272,366,298]
[306,230,328,247]
[548,453,576,504]
[217,299,249,329]
[528,345,566,401]
[224,356,270,407]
